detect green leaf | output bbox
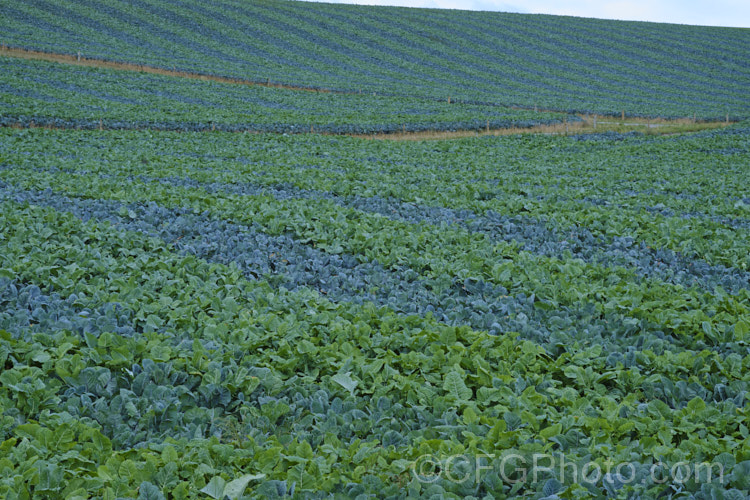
[543,478,562,496]
[31,351,51,363]
[36,463,63,492]
[66,490,92,500]
[198,473,264,500]
[714,452,736,471]
[724,490,746,500]
[332,372,358,395]
[200,476,226,499]
[223,474,266,499]
[243,376,261,395]
[119,459,143,484]
[150,345,171,362]
[390,459,412,473]
[162,445,178,464]
[540,423,562,440]
[443,371,471,401]
[462,406,478,424]
[138,481,166,500]
[686,396,706,413]
[736,320,749,339]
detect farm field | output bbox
[1,1,750,499]
[0,57,569,134]
[2,0,750,117]
[1,125,749,498]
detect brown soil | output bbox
[355,118,731,141]
[0,46,340,93]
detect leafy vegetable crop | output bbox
[0,57,568,134]
[1,1,749,497]
[0,125,748,498]
[1,0,749,117]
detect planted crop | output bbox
[1,2,749,497]
[0,125,748,497]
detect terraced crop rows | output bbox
[2,0,750,117]
[0,57,568,134]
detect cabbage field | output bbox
[0,57,569,134]
[3,0,750,117]
[1,125,749,498]
[1,1,750,499]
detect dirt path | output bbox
[0,46,340,93]
[355,119,731,141]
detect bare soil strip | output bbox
[354,118,731,141]
[4,118,729,140]
[0,46,337,93]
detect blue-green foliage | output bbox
[0,126,749,498]
[1,1,749,497]
[1,0,749,117]
[0,57,568,133]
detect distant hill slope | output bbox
[2,0,749,118]
[0,56,568,133]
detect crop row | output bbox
[2,0,749,117]
[0,180,723,362]
[2,136,748,359]
[3,126,748,276]
[273,0,746,106]
[2,124,749,499]
[0,57,568,134]
[1,198,749,498]
[5,124,746,224]
[5,151,750,302]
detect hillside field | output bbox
[0,1,749,499]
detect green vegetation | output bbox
[1,125,749,498]
[1,0,749,498]
[1,0,749,117]
[0,57,568,134]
